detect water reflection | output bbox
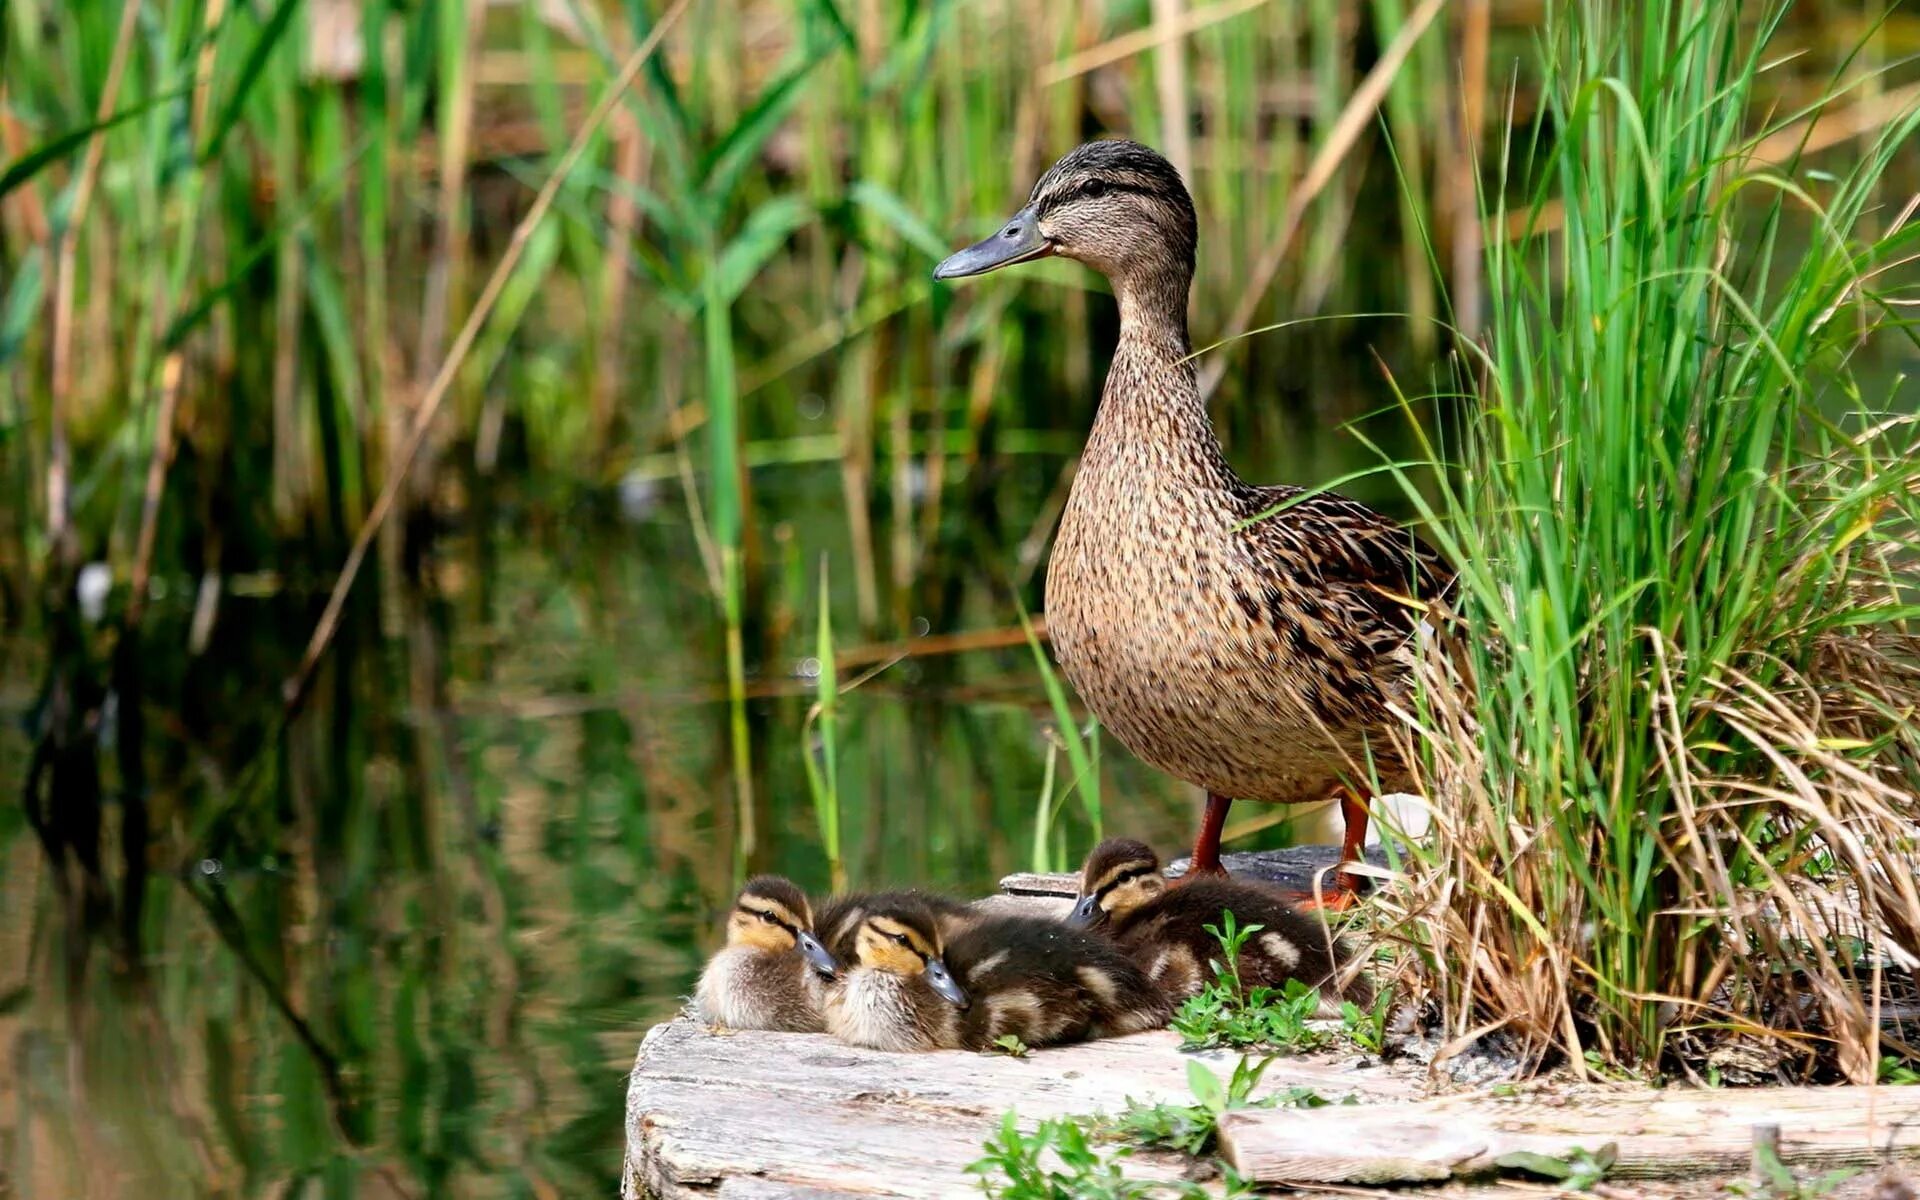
[0,381,1419,1195]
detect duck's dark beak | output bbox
[797,931,838,978]
[1067,894,1101,929]
[923,957,969,1009]
[933,204,1053,281]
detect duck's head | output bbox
[727,876,839,977]
[1069,838,1167,929]
[850,898,969,1009]
[933,139,1196,289]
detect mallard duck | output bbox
[824,896,1170,1052]
[693,876,840,1032]
[1068,837,1361,1003]
[934,140,1452,906]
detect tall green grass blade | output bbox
[0,254,45,368]
[698,49,832,208]
[202,0,303,162]
[1016,605,1100,843]
[712,196,814,303]
[0,89,185,201]
[801,559,844,891]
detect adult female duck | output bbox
[935,141,1451,906]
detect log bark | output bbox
[1219,1084,1920,1185]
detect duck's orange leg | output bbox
[1297,789,1370,912]
[1182,792,1233,880]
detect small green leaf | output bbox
[1185,1060,1226,1112]
[1494,1150,1574,1180]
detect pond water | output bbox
[0,307,1434,1196]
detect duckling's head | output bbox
[850,899,969,1009]
[727,876,838,976]
[1069,838,1167,929]
[934,140,1196,292]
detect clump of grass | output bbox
[990,1034,1031,1058]
[1340,989,1394,1055]
[1386,0,1920,1081]
[1730,1133,1858,1200]
[1020,605,1103,874]
[969,1061,1273,1200]
[1102,1058,1351,1156]
[1168,912,1329,1052]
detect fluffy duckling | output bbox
[815,888,978,966]
[822,896,970,1051]
[1069,838,1359,1003]
[824,896,1170,1052]
[693,876,839,1032]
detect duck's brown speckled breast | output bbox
[1042,341,1404,806]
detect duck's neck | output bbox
[1090,269,1236,488]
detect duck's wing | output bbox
[1231,483,1455,659]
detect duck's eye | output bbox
[756,911,776,924]
[1082,178,1106,199]
[891,933,913,948]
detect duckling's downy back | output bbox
[949,915,1170,1050]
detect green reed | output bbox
[1392,0,1920,1076]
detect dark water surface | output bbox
[0,356,1427,1196]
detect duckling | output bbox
[949,912,1171,1048]
[815,888,978,967]
[822,896,969,1051]
[824,897,1170,1052]
[693,876,839,1032]
[1068,838,1360,1004]
[933,140,1454,907]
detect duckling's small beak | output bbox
[933,204,1053,281]
[797,931,838,978]
[1067,895,1101,929]
[924,957,969,1008]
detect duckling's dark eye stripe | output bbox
[1095,864,1156,900]
[741,905,801,937]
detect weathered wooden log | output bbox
[1218,1084,1920,1185]
[624,1018,1420,1199]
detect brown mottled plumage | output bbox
[1070,838,1364,1003]
[950,915,1170,1048]
[694,876,839,1033]
[934,139,1453,895]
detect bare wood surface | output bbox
[1219,1084,1920,1186]
[625,1018,1422,1199]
